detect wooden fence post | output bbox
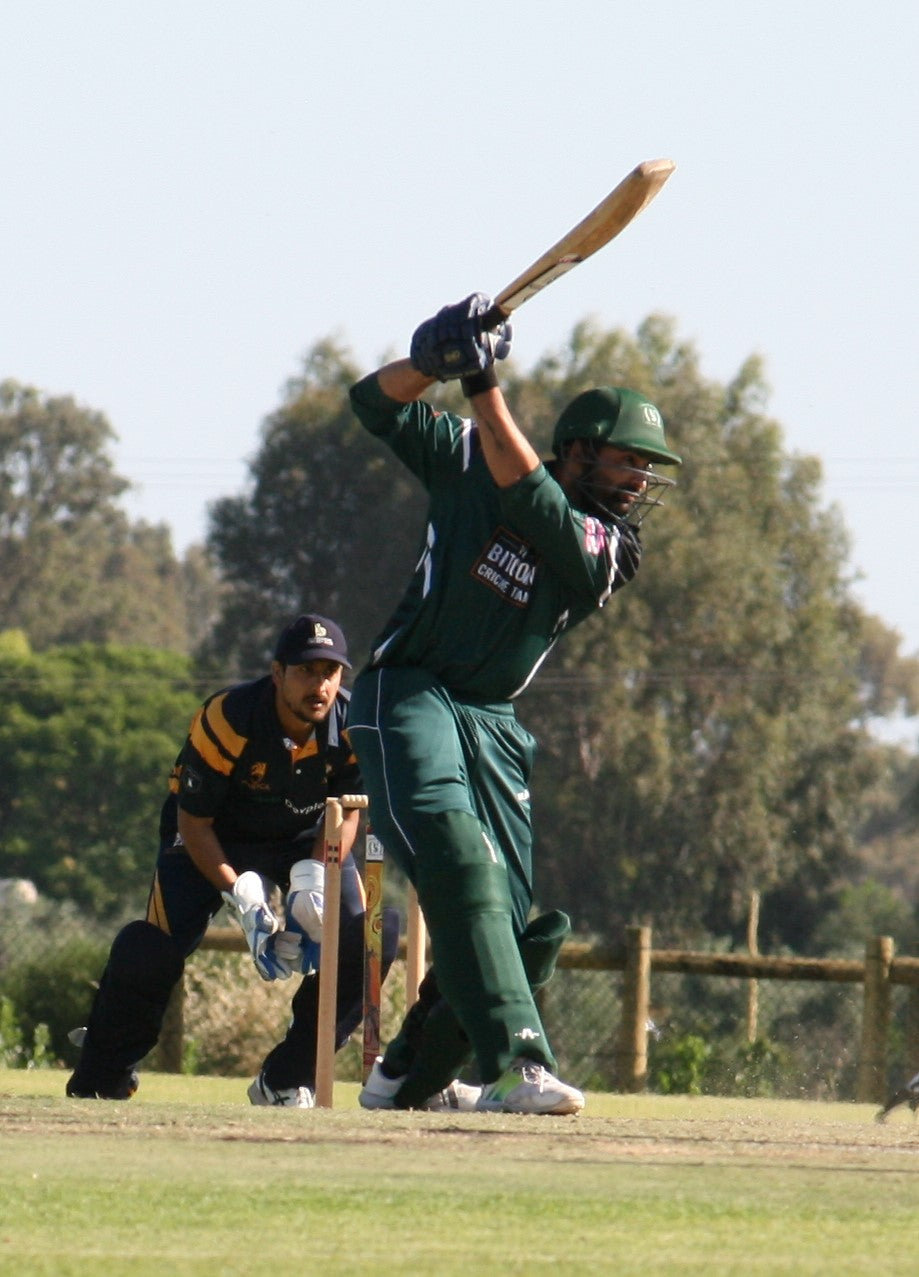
[615,925,651,1092]
[857,935,894,1103]
[746,890,760,1043]
[907,986,919,1076]
[158,975,185,1074]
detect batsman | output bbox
[348,293,681,1114]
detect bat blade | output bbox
[480,158,675,329]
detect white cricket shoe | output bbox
[359,1056,481,1111]
[358,1058,402,1109]
[475,1058,585,1115]
[247,1072,314,1108]
[422,1079,482,1112]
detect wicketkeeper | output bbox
[67,613,400,1107]
[348,294,681,1114]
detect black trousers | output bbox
[72,838,398,1092]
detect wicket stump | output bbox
[361,828,385,1081]
[315,795,428,1109]
[314,794,366,1108]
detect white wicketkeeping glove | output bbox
[222,871,293,982]
[286,857,325,947]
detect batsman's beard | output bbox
[576,463,674,527]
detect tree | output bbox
[201,338,427,677]
[851,743,919,947]
[509,317,916,946]
[0,380,218,653]
[203,317,919,949]
[0,634,199,914]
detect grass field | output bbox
[1,1069,918,1274]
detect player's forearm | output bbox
[468,386,541,488]
[375,358,436,404]
[177,810,236,892]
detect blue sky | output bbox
[3,1,918,682]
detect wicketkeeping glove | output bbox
[286,857,324,942]
[410,292,513,381]
[263,858,324,976]
[222,871,293,982]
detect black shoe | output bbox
[66,1069,139,1100]
[876,1069,919,1121]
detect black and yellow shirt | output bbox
[160,676,359,846]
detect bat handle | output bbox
[479,302,510,332]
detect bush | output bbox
[173,949,414,1080]
[649,1028,796,1098]
[0,995,53,1068]
[177,950,294,1076]
[0,934,110,1064]
[650,1033,711,1094]
[706,1037,794,1098]
[0,895,118,1066]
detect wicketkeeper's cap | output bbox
[274,613,352,669]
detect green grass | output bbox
[1,1069,918,1274]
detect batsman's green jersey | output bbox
[350,375,641,700]
[348,374,642,1088]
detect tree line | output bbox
[1,317,917,954]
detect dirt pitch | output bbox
[3,1070,919,1169]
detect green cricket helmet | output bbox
[551,386,682,466]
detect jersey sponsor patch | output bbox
[283,797,324,819]
[471,526,538,608]
[582,516,609,557]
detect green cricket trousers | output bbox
[348,664,558,1082]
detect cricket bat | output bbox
[479,158,675,331]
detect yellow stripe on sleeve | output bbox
[188,693,248,776]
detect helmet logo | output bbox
[642,404,662,426]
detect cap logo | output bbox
[642,404,662,426]
[275,614,350,667]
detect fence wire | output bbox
[2,896,918,1103]
[540,966,917,1101]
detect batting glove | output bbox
[410,293,513,381]
[222,871,293,982]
